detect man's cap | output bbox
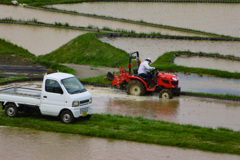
[145,58,152,62]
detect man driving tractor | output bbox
[138,57,157,88]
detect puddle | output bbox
[49,2,240,37]
[0,127,239,160]
[174,56,240,73]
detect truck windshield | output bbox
[61,77,86,94]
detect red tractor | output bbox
[106,51,180,99]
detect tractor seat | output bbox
[133,68,138,76]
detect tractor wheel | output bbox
[126,80,146,96]
[159,89,173,99]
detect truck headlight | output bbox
[72,101,79,107]
[89,97,92,104]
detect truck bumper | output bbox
[71,104,92,118]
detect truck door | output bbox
[41,79,66,116]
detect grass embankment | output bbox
[0,110,240,155]
[39,33,129,68]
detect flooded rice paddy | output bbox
[0,5,200,36]
[0,23,87,55]
[49,2,240,37]
[175,56,240,73]
[1,127,239,160]
[100,37,240,62]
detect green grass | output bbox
[0,110,240,155]
[39,33,129,68]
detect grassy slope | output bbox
[39,33,129,68]
[0,38,36,58]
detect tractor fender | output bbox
[128,76,148,88]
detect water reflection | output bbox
[0,23,86,55]
[50,2,240,37]
[105,98,179,121]
[1,127,239,160]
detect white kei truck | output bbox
[0,72,92,124]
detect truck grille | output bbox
[80,99,89,106]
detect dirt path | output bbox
[63,63,118,79]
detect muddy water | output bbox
[0,5,199,36]
[0,23,87,55]
[89,85,240,131]
[1,127,239,160]
[100,37,240,62]
[50,2,240,37]
[175,56,240,73]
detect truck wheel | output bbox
[5,103,18,117]
[60,110,74,124]
[159,89,173,99]
[126,80,146,96]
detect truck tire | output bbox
[159,89,173,99]
[5,103,18,117]
[60,110,74,124]
[126,80,146,96]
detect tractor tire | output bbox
[159,89,173,99]
[126,80,146,96]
